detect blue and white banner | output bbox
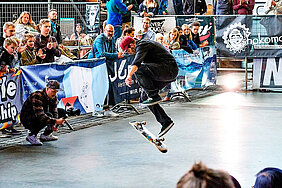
[0,72,22,129]
[21,59,108,113]
[106,55,141,104]
[253,57,282,89]
[171,47,217,91]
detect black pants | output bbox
[135,63,178,127]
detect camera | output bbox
[65,102,81,116]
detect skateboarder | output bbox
[125,37,178,137]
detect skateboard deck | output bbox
[129,121,167,153]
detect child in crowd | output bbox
[116,25,135,52]
[135,30,144,40]
[20,33,45,66]
[0,37,19,74]
[155,33,169,51]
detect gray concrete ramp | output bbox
[0,92,282,188]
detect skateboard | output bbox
[129,121,167,153]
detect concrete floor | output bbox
[0,91,282,188]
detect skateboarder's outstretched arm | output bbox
[125,65,138,87]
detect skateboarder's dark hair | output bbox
[176,162,238,188]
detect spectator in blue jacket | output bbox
[106,0,133,40]
[213,0,233,15]
[158,0,183,15]
[88,24,123,59]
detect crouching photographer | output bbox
[20,80,65,146]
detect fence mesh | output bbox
[0,2,100,38]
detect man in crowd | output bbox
[48,9,62,44]
[141,17,156,40]
[183,0,207,15]
[125,38,178,137]
[88,24,123,59]
[34,19,61,63]
[48,9,76,60]
[20,80,65,146]
[213,0,233,15]
[190,21,209,48]
[121,0,139,29]
[88,24,123,117]
[107,0,133,40]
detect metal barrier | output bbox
[0,2,100,38]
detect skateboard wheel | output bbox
[141,121,146,125]
[160,137,165,141]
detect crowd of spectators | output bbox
[0,9,80,135]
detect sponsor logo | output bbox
[222,22,251,53]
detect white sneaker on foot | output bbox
[104,110,119,117]
[92,111,104,117]
[40,133,58,142]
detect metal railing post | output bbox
[48,0,52,12]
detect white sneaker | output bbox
[92,111,104,117]
[39,134,58,142]
[104,110,119,117]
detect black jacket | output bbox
[122,0,139,23]
[132,40,176,67]
[34,34,61,63]
[132,40,178,81]
[0,48,16,68]
[50,21,62,44]
[20,88,58,126]
[183,0,207,15]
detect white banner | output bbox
[133,16,176,36]
[253,58,282,89]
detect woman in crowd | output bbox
[155,33,169,51]
[116,25,135,52]
[138,0,158,17]
[179,24,197,53]
[70,23,90,58]
[166,27,180,51]
[15,11,38,41]
[20,33,45,66]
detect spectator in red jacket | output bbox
[233,0,255,15]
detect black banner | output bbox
[216,15,282,58]
[106,55,140,104]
